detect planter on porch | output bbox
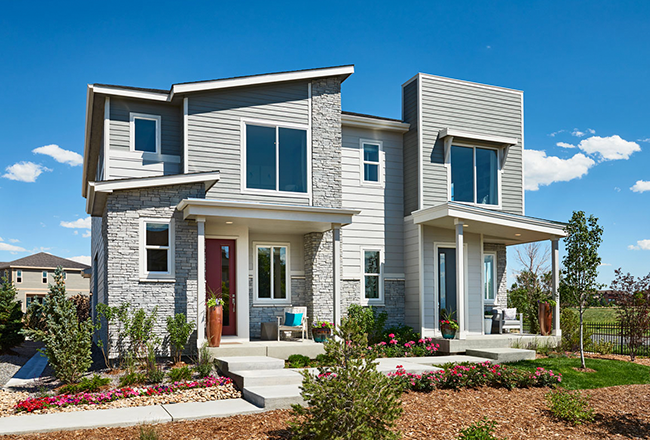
[207,291,225,347]
[538,301,554,336]
[440,323,456,339]
[312,320,333,343]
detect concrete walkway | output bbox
[3,351,48,391]
[0,398,263,436]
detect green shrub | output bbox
[127,307,159,360]
[458,417,505,440]
[346,304,387,344]
[0,272,24,352]
[166,313,195,364]
[168,365,192,382]
[546,388,595,425]
[24,301,46,333]
[145,344,164,384]
[119,371,147,387]
[194,343,213,378]
[591,339,614,355]
[58,374,111,394]
[560,308,593,352]
[139,425,159,440]
[290,315,403,440]
[288,354,311,368]
[314,353,333,366]
[23,267,93,384]
[382,324,419,343]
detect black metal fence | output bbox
[585,322,650,357]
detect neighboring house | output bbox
[82,65,566,352]
[0,252,91,312]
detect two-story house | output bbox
[82,65,565,352]
[0,252,90,312]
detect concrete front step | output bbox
[214,356,285,375]
[465,348,536,363]
[229,368,304,389]
[243,384,304,410]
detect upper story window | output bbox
[16,270,22,283]
[362,249,383,303]
[42,271,48,284]
[130,113,161,154]
[255,243,290,304]
[360,140,382,184]
[140,219,175,280]
[244,122,308,194]
[450,145,499,206]
[484,253,496,303]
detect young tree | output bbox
[0,271,24,352]
[24,266,93,384]
[611,269,650,361]
[561,211,603,369]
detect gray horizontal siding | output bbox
[187,81,311,205]
[402,80,419,215]
[403,218,420,331]
[341,126,404,280]
[419,75,524,215]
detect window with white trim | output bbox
[362,249,383,302]
[16,270,22,283]
[361,140,381,183]
[255,244,290,303]
[25,295,45,309]
[244,123,308,193]
[484,253,497,303]
[140,219,174,279]
[450,145,499,205]
[42,271,47,284]
[130,113,161,154]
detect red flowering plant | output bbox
[439,308,459,330]
[368,333,440,358]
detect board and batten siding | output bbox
[341,126,404,280]
[107,98,182,180]
[418,75,524,215]
[186,81,311,205]
[402,80,419,216]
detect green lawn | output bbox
[570,307,619,322]
[511,357,650,390]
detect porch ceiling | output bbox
[177,198,360,234]
[412,202,567,245]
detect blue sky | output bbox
[0,1,648,285]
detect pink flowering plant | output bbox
[368,333,440,358]
[388,361,561,392]
[15,375,233,413]
[312,320,334,330]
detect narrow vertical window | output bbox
[484,253,496,302]
[16,270,22,283]
[363,250,381,300]
[42,271,48,284]
[362,142,381,183]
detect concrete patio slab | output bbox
[163,399,263,421]
[229,368,303,389]
[243,384,304,410]
[214,356,285,375]
[466,348,536,363]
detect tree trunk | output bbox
[579,308,586,369]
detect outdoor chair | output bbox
[498,308,524,334]
[276,306,308,341]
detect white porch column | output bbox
[551,238,561,337]
[196,217,206,349]
[332,223,342,328]
[454,219,466,339]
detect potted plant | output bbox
[439,308,459,339]
[538,299,556,336]
[312,320,333,343]
[206,287,225,347]
[484,310,494,335]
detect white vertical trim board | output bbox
[308,81,313,206]
[103,97,110,180]
[521,92,525,215]
[417,73,424,210]
[183,97,189,174]
[418,224,425,336]
[196,218,206,348]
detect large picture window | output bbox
[140,219,174,279]
[362,249,383,302]
[255,244,290,303]
[450,145,499,205]
[245,123,308,194]
[484,253,496,303]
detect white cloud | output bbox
[587,129,596,134]
[60,217,91,229]
[638,138,650,143]
[33,144,83,166]
[614,187,621,192]
[557,142,575,149]
[0,237,3,241]
[628,239,650,251]
[8,238,20,243]
[82,231,91,238]
[599,263,612,267]
[68,255,91,266]
[524,150,595,191]
[2,162,51,182]
[559,135,640,161]
[631,180,650,193]
[572,129,585,137]
[549,130,566,137]
[0,243,26,252]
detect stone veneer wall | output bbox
[104,183,204,356]
[341,279,406,328]
[304,231,334,324]
[484,243,508,310]
[249,277,307,339]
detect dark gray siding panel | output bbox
[402,79,419,215]
[187,81,310,205]
[419,75,524,215]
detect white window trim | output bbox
[483,251,497,305]
[253,242,291,305]
[139,217,175,281]
[42,271,47,284]
[240,117,312,199]
[130,112,162,154]
[360,248,384,305]
[446,141,503,210]
[16,270,22,284]
[359,139,384,186]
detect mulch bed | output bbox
[4,384,650,439]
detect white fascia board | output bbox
[177,198,360,225]
[90,172,220,194]
[170,65,355,99]
[439,127,518,146]
[91,85,169,101]
[341,114,410,133]
[82,85,94,198]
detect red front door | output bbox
[206,239,236,336]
